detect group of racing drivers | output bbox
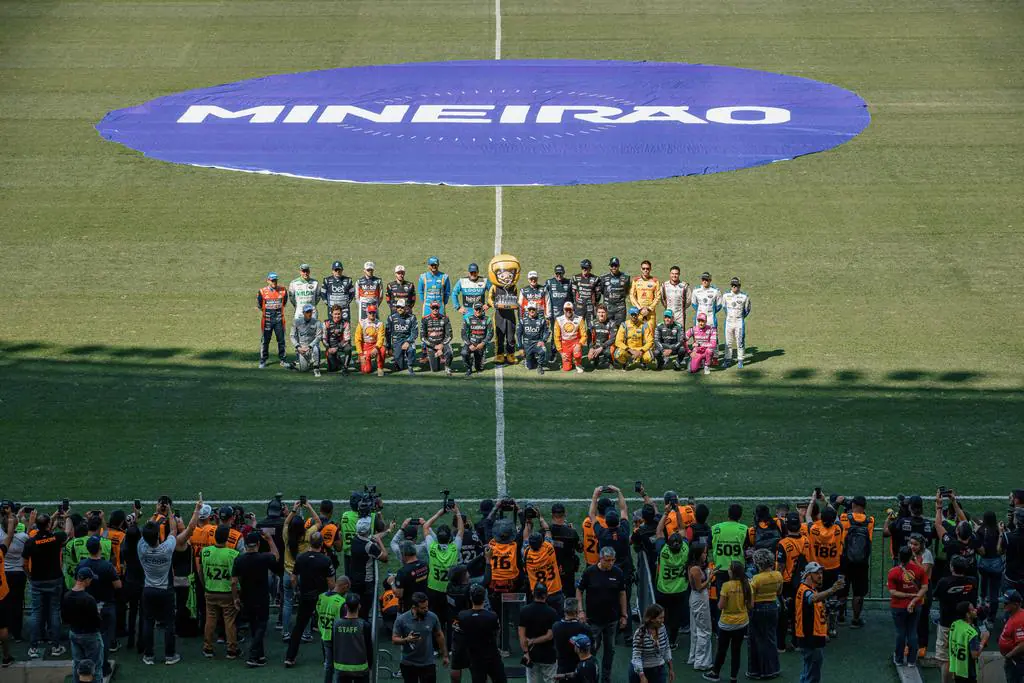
[256,257,751,378]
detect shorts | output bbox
[843,563,870,598]
[934,625,949,662]
[450,632,470,670]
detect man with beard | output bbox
[386,301,418,375]
[322,261,355,323]
[323,305,352,375]
[597,257,630,325]
[516,303,550,374]
[587,305,618,370]
[544,265,573,364]
[461,302,492,377]
[421,301,454,375]
[386,265,416,316]
[571,260,599,327]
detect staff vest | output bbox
[428,542,460,592]
[657,543,690,594]
[948,619,978,679]
[200,545,238,593]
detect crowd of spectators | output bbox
[0,487,1022,683]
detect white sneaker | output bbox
[313,369,321,377]
[575,365,583,374]
[279,361,290,368]
[376,367,385,377]
[258,361,266,369]
[703,365,710,375]
[445,366,452,377]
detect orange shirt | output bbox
[807,521,844,570]
[524,541,562,595]
[664,506,696,537]
[581,515,606,566]
[488,540,520,584]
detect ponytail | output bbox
[730,561,752,610]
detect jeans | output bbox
[590,621,617,683]
[891,607,920,665]
[247,608,269,661]
[393,343,417,370]
[141,587,176,658]
[69,631,104,683]
[282,571,296,634]
[799,647,823,683]
[628,665,667,683]
[748,602,780,678]
[979,566,1002,617]
[29,578,63,648]
[323,640,335,683]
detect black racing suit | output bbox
[488,286,519,359]
[588,320,619,369]
[544,277,573,362]
[322,275,355,322]
[385,280,416,316]
[598,272,631,325]
[323,317,352,372]
[461,313,493,371]
[570,273,600,327]
[516,315,549,369]
[420,313,453,371]
[654,322,686,368]
[386,312,418,370]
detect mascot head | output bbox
[488,254,521,289]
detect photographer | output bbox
[795,563,845,683]
[933,555,980,683]
[485,514,524,650]
[653,510,688,649]
[776,512,810,651]
[392,518,429,563]
[396,542,429,613]
[935,491,979,578]
[590,487,633,629]
[349,517,392,619]
[523,509,565,615]
[549,504,581,598]
[836,495,873,627]
[423,505,464,626]
[888,495,936,564]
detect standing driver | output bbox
[257,272,288,369]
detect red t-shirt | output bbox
[887,562,928,610]
[999,608,1024,656]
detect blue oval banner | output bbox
[96,60,870,186]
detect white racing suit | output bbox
[290,317,324,371]
[721,290,750,364]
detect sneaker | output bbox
[257,657,267,665]
[226,649,240,660]
[142,655,155,665]
[702,672,721,682]
[445,366,452,377]
[465,368,473,377]
[109,640,121,653]
[575,365,583,374]
[2,656,15,668]
[892,653,905,667]
[27,648,42,659]
[281,632,291,642]
[49,645,66,657]
[703,365,710,375]
[279,361,289,368]
[165,654,181,666]
[738,360,744,368]
[494,354,505,364]
[216,637,226,645]
[246,659,261,668]
[313,368,321,377]
[258,361,266,369]
[407,367,414,376]
[376,367,384,377]
[721,360,730,369]
[538,366,545,376]
[680,626,691,635]
[301,633,314,643]
[284,659,296,668]
[203,648,215,658]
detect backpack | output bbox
[754,523,781,552]
[843,516,871,565]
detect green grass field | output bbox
[1,0,1022,679]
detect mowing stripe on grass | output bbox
[493,0,508,498]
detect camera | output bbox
[299,495,307,506]
[938,486,953,499]
[524,502,539,520]
[634,480,644,494]
[442,490,455,513]
[62,499,70,512]
[133,499,141,510]
[814,487,822,498]
[364,485,382,509]
[498,497,516,512]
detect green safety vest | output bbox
[200,545,239,593]
[316,592,346,641]
[340,512,376,557]
[710,521,747,569]
[428,542,460,592]
[948,619,978,679]
[657,542,690,594]
[65,536,112,587]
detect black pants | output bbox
[5,571,27,640]
[174,583,197,637]
[246,607,268,661]
[607,308,625,326]
[712,626,747,680]
[427,589,448,634]
[286,594,318,661]
[400,663,437,682]
[261,320,286,362]
[326,346,352,372]
[469,656,508,682]
[779,583,796,648]
[462,345,485,371]
[493,312,516,355]
[560,572,576,599]
[656,589,687,644]
[124,580,143,651]
[423,344,452,371]
[141,587,176,658]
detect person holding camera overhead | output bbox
[422,503,464,629]
[523,507,565,616]
[590,486,633,635]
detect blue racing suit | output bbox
[416,270,452,315]
[452,276,491,313]
[386,312,418,370]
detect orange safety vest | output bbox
[104,528,126,574]
[795,583,828,645]
[776,536,810,583]
[664,506,696,537]
[524,541,562,595]
[581,515,606,566]
[488,540,520,585]
[807,522,844,570]
[379,588,399,612]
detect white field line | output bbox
[493,0,507,498]
[21,496,1010,506]
[494,0,502,60]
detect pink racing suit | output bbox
[685,324,718,373]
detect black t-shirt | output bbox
[293,550,335,599]
[23,530,66,581]
[549,523,581,575]
[595,521,633,572]
[456,608,501,660]
[520,601,558,664]
[349,537,382,589]
[631,523,659,574]
[577,564,625,625]
[233,552,281,612]
[1005,529,1024,582]
[933,575,979,628]
[940,532,980,577]
[552,619,588,670]
[395,560,429,612]
[79,558,119,603]
[573,658,599,683]
[122,525,144,584]
[61,589,102,633]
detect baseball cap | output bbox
[356,517,373,535]
[696,312,707,321]
[527,302,538,310]
[267,272,278,281]
[427,256,439,266]
[299,263,311,271]
[473,302,483,310]
[554,264,565,274]
[802,561,824,578]
[86,536,101,553]
[429,300,440,308]
[1003,589,1023,604]
[628,306,640,315]
[245,531,261,547]
[663,310,674,318]
[700,271,711,280]
[76,566,98,581]
[852,495,867,507]
[366,304,377,313]
[199,504,212,519]
[570,634,592,650]
[609,257,620,266]
[468,263,479,272]
[528,270,538,279]
[394,265,405,273]
[218,505,234,520]
[730,277,741,286]
[364,261,375,270]
[580,259,592,269]
[562,301,573,309]
[302,303,314,313]
[332,260,343,270]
